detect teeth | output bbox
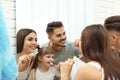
[31,46,36,49]
[32,47,35,48]
[60,41,65,44]
[62,41,65,42]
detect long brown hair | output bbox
[81,24,120,80]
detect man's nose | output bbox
[61,35,66,39]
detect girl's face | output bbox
[39,54,54,68]
[22,32,38,54]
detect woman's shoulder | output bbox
[74,63,102,80]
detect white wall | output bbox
[1,0,16,54]
[16,0,97,45]
[97,0,120,24]
[2,0,120,54]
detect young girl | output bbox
[28,46,60,80]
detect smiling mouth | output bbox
[60,40,66,44]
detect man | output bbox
[42,21,83,80]
[44,21,82,64]
[104,15,120,58]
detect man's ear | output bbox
[48,35,51,40]
[112,33,118,42]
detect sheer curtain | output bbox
[16,0,98,45]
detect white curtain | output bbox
[16,0,98,45]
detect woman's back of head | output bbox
[81,24,120,80]
[81,24,109,61]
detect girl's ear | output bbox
[38,56,42,61]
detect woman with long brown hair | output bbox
[60,24,120,80]
[16,28,38,80]
[74,24,120,80]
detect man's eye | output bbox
[63,32,66,35]
[56,34,61,37]
[35,38,37,42]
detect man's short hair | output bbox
[46,21,63,35]
[104,15,120,32]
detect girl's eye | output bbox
[52,56,54,58]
